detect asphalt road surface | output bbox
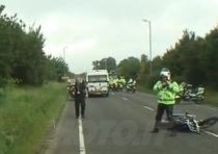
[42,91,218,154]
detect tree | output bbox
[0,5,70,86]
[105,57,116,72]
[117,57,140,79]
[204,26,218,89]
[92,57,116,72]
[137,54,149,82]
[92,60,101,70]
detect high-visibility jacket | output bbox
[109,79,113,86]
[120,78,126,85]
[153,80,179,105]
[113,79,118,86]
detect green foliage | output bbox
[94,26,218,91]
[0,82,66,154]
[46,56,69,81]
[0,5,69,87]
[204,88,218,106]
[92,57,116,72]
[137,54,149,83]
[204,27,218,89]
[159,29,218,89]
[117,56,140,79]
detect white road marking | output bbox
[207,107,218,112]
[143,106,154,111]
[203,130,218,138]
[121,97,128,101]
[161,119,169,123]
[53,119,56,129]
[78,118,86,154]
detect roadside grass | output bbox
[205,89,218,107]
[0,82,67,154]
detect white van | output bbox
[86,70,109,97]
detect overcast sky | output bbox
[2,0,218,73]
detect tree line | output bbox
[93,27,218,90]
[0,5,69,87]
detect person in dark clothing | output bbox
[74,78,87,119]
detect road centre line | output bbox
[78,118,86,154]
[121,97,129,101]
[143,105,155,111]
[203,130,218,138]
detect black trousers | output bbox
[154,103,174,128]
[75,98,86,118]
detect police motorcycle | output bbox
[126,79,136,93]
[117,82,124,91]
[176,82,205,104]
[118,77,127,91]
[67,79,75,99]
[111,77,125,92]
[111,83,117,91]
[168,112,218,133]
[110,81,122,92]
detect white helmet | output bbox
[129,78,133,82]
[160,68,171,80]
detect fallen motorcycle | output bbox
[169,112,218,133]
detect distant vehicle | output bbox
[61,76,70,82]
[126,79,136,93]
[126,83,136,93]
[86,70,109,97]
[67,78,76,99]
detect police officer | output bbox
[152,68,179,133]
[74,78,87,119]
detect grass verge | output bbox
[205,89,218,107]
[0,82,67,154]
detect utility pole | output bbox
[143,19,152,75]
[63,46,67,62]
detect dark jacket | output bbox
[74,81,86,101]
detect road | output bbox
[42,91,218,154]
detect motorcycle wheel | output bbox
[194,98,204,104]
[198,117,218,129]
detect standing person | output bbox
[151,68,179,133]
[74,78,87,119]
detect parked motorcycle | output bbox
[126,83,136,93]
[176,83,205,104]
[111,82,124,92]
[67,84,75,99]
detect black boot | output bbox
[151,128,159,133]
[151,121,160,133]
